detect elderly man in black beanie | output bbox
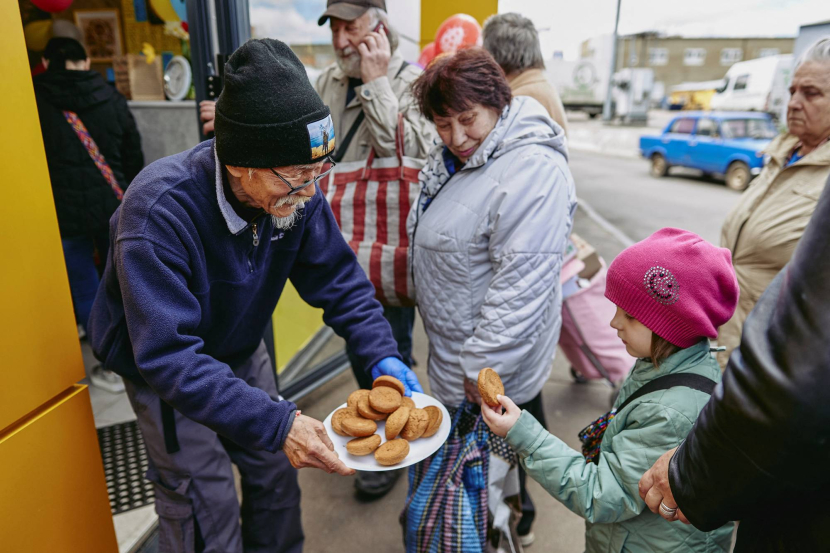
[89,38,422,553]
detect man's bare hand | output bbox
[283,414,355,476]
[357,28,391,83]
[638,447,690,523]
[199,100,216,135]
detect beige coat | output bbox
[315,49,435,163]
[508,68,569,136]
[717,133,830,367]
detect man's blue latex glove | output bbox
[371,357,424,397]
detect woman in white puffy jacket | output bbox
[407,47,577,542]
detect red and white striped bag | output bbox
[319,115,423,307]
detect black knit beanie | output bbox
[215,38,334,168]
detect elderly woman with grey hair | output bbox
[716,37,830,369]
[483,13,569,135]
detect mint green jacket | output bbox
[506,341,734,552]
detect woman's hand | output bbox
[480,394,521,438]
[463,377,482,405]
[283,414,355,476]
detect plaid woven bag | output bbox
[401,402,490,552]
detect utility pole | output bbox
[602,0,622,121]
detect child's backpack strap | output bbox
[616,373,717,414]
[578,374,717,464]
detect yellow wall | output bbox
[272,282,324,372]
[420,0,498,48]
[0,3,117,550]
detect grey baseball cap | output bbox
[317,0,386,26]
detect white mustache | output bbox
[337,46,359,58]
[273,195,311,210]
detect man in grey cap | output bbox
[316,0,436,499]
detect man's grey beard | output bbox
[271,195,311,230]
[336,47,361,78]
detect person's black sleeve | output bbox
[669,174,830,531]
[115,93,144,185]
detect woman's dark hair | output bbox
[412,47,513,121]
[43,37,88,72]
[650,333,680,368]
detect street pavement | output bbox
[294,146,745,552]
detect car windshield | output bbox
[720,118,777,140]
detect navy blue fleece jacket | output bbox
[89,139,400,452]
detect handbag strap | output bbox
[331,61,410,163]
[615,373,717,415]
[63,110,124,201]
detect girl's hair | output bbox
[650,333,679,368]
[43,37,87,72]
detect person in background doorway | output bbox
[716,37,830,369]
[34,37,143,393]
[483,13,569,136]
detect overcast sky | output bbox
[502,0,829,59]
[251,0,829,59]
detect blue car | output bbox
[639,112,777,190]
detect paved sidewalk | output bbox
[566,110,674,159]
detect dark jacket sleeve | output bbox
[669,174,830,530]
[288,190,401,373]
[118,222,297,453]
[115,93,144,185]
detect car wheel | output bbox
[725,161,751,191]
[650,154,669,177]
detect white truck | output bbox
[545,35,613,118]
[710,54,793,116]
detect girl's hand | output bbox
[480,394,521,438]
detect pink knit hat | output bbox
[605,228,739,348]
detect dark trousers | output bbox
[516,391,547,536]
[125,342,303,553]
[347,305,415,389]
[61,230,109,330]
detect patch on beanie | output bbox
[308,114,335,159]
[644,265,679,306]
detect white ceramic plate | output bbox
[323,392,451,471]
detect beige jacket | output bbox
[508,68,569,136]
[315,49,435,163]
[717,133,830,367]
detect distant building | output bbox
[289,43,336,70]
[588,33,795,95]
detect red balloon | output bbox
[31,0,73,13]
[434,14,482,55]
[417,42,437,68]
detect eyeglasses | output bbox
[269,158,336,196]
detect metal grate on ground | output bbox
[98,421,155,515]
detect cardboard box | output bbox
[570,232,602,280]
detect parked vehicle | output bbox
[639,112,777,190]
[710,55,793,116]
[545,34,614,118]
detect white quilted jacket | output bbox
[408,97,577,407]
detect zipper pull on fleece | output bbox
[252,223,260,247]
